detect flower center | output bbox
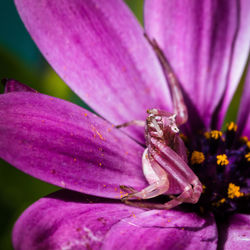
[185,122,249,216]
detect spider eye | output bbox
[171,125,179,133]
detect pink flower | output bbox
[0,0,249,249]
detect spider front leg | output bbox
[115,120,145,129]
[123,179,202,210]
[122,174,202,210]
[122,141,202,210]
[121,148,169,200]
[161,178,203,209]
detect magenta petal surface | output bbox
[14,0,172,141]
[13,190,217,250]
[104,210,217,249]
[237,64,250,137]
[224,214,250,249]
[12,190,144,250]
[0,92,147,198]
[145,0,250,128]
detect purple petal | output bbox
[104,210,217,249]
[145,0,250,129]
[2,78,36,93]
[14,0,172,141]
[0,92,147,198]
[13,190,144,250]
[13,190,217,250]
[224,214,250,249]
[218,0,250,128]
[237,63,250,137]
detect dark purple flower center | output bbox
[184,122,250,216]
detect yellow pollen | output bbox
[212,198,226,207]
[210,130,222,140]
[91,125,105,140]
[219,198,226,204]
[191,151,205,165]
[245,152,250,162]
[204,131,210,139]
[120,193,128,199]
[240,136,249,143]
[216,154,229,166]
[226,122,237,132]
[202,184,206,193]
[240,136,250,149]
[228,183,244,199]
[179,133,188,143]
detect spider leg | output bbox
[121,147,202,210]
[120,185,137,193]
[116,120,145,129]
[160,178,202,209]
[144,34,188,126]
[122,180,168,201]
[123,181,201,210]
[122,149,169,201]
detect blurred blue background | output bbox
[0,1,143,249]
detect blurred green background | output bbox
[0,0,245,249]
[0,1,143,249]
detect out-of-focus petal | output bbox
[145,0,250,129]
[104,209,217,249]
[237,63,250,137]
[14,0,172,141]
[0,92,147,198]
[224,214,250,249]
[12,190,144,250]
[218,0,250,127]
[3,78,36,93]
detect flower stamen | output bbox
[204,131,210,139]
[212,198,226,207]
[228,183,244,199]
[245,152,250,162]
[240,136,248,143]
[210,130,222,140]
[179,133,188,143]
[187,123,248,214]
[226,122,237,132]
[240,136,250,149]
[216,154,229,166]
[191,151,205,165]
[202,184,206,193]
